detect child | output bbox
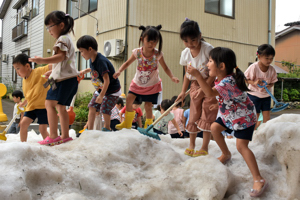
[168,96,185,138]
[152,99,183,136]
[244,44,277,129]
[110,97,124,131]
[119,100,143,129]
[113,25,179,130]
[7,90,24,134]
[77,35,122,131]
[186,47,267,197]
[176,18,218,157]
[29,11,79,145]
[13,54,51,142]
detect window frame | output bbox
[204,0,235,19]
[66,0,98,20]
[31,0,39,18]
[11,56,17,83]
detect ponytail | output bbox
[233,67,250,92]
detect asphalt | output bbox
[1,98,300,131]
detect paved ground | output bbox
[1,98,300,131]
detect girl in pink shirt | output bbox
[113,25,179,130]
[244,44,277,129]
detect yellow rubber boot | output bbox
[115,111,136,130]
[144,118,153,129]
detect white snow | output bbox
[0,114,300,200]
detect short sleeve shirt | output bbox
[23,66,50,111]
[180,41,213,80]
[50,34,79,81]
[244,62,278,98]
[90,53,121,95]
[214,75,257,131]
[153,110,174,134]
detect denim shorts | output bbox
[215,117,255,141]
[247,94,271,113]
[24,109,48,124]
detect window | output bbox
[11,56,17,83]
[32,0,39,18]
[76,52,91,79]
[67,0,97,19]
[205,0,234,18]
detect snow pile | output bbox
[0,114,299,200]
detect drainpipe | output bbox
[124,0,129,94]
[268,0,272,44]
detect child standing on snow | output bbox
[187,47,267,198]
[113,25,179,130]
[244,44,277,129]
[29,11,79,145]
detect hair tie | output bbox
[155,25,162,30]
[235,66,238,69]
[138,25,146,31]
[65,14,70,17]
[185,17,189,21]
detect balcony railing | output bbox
[12,20,28,42]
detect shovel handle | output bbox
[152,89,190,127]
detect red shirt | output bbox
[120,106,143,123]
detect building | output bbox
[275,21,300,72]
[1,0,276,100]
[0,0,57,89]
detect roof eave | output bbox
[0,0,12,19]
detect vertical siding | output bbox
[2,0,47,90]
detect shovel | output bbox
[0,105,25,141]
[137,89,190,140]
[258,80,289,112]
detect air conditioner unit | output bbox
[21,5,30,19]
[2,54,8,63]
[103,39,124,57]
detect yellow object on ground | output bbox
[0,83,8,122]
[115,111,135,130]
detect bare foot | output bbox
[218,153,231,164]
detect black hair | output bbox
[12,90,24,99]
[45,10,74,36]
[77,35,98,51]
[160,99,172,111]
[116,97,124,108]
[209,47,249,92]
[133,99,142,105]
[256,44,275,61]
[13,54,32,68]
[138,25,163,54]
[180,18,204,41]
[170,95,184,107]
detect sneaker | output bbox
[102,127,112,132]
[38,136,62,146]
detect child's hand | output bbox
[171,76,180,83]
[80,68,92,75]
[95,94,104,104]
[254,79,263,86]
[43,70,52,79]
[18,102,26,108]
[178,131,183,137]
[176,92,185,103]
[113,71,121,79]
[28,56,44,64]
[194,88,204,99]
[209,104,219,111]
[187,65,200,77]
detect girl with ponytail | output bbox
[186,47,267,198]
[113,25,179,130]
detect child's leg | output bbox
[103,114,111,130]
[19,117,33,142]
[56,104,69,139]
[88,107,97,130]
[211,122,231,163]
[188,133,197,149]
[39,124,49,140]
[144,102,153,119]
[236,138,264,191]
[45,100,59,139]
[262,110,270,123]
[200,131,210,152]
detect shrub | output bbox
[289,89,300,101]
[74,92,93,122]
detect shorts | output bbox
[153,128,166,135]
[215,117,255,141]
[46,77,78,106]
[129,91,159,104]
[88,93,119,115]
[24,109,48,124]
[247,94,271,113]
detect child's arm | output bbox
[113,54,136,79]
[29,49,66,64]
[18,100,27,108]
[171,118,183,136]
[80,68,92,75]
[96,73,110,104]
[159,56,179,83]
[137,116,142,128]
[187,65,219,97]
